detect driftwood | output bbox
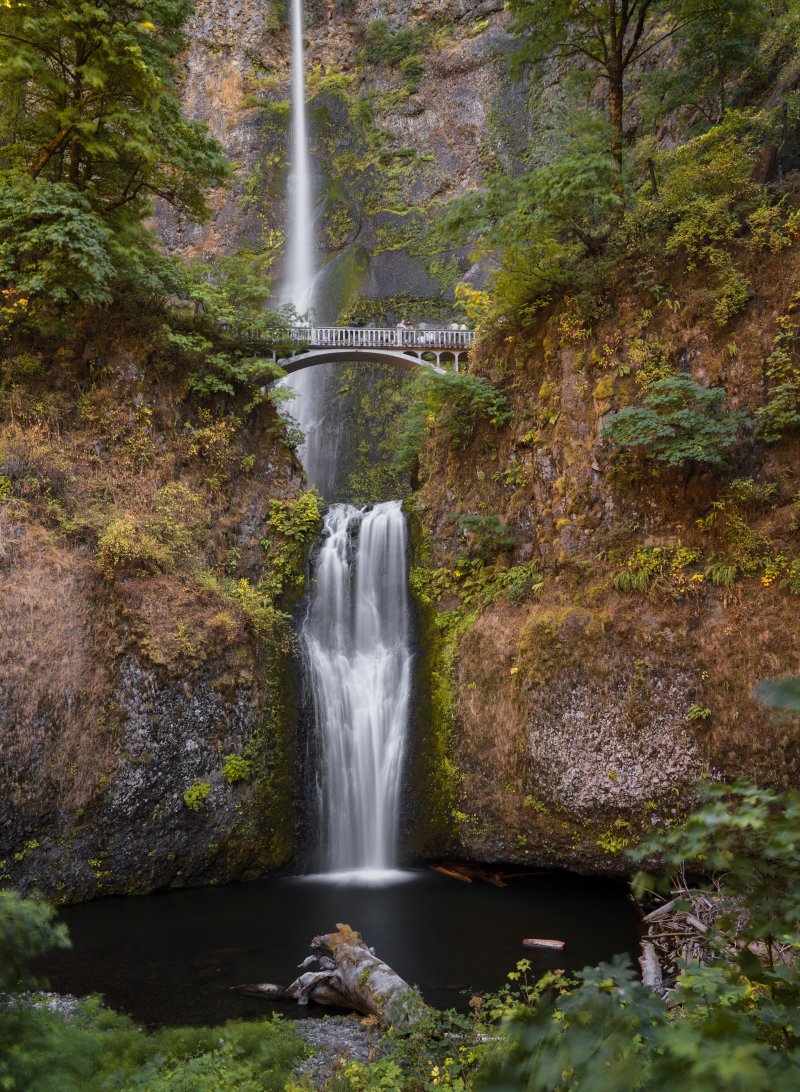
[235,923,423,1028]
[639,940,664,993]
[429,861,509,886]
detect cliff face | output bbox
[408,243,800,873]
[160,0,521,319]
[0,330,313,901]
[6,3,800,902]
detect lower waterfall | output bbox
[301,500,412,877]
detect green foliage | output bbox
[222,754,252,784]
[756,302,800,441]
[629,112,765,323]
[0,0,228,325]
[704,560,738,587]
[182,780,212,811]
[0,891,69,992]
[227,578,293,649]
[261,489,323,603]
[164,252,290,402]
[95,517,172,579]
[94,484,205,579]
[396,370,512,472]
[481,780,800,1090]
[452,513,516,562]
[644,0,770,128]
[400,55,424,94]
[441,103,619,314]
[603,376,749,468]
[686,704,712,721]
[0,892,301,1090]
[506,0,668,165]
[266,490,323,543]
[0,176,117,311]
[612,543,702,596]
[363,19,428,66]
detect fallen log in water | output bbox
[235,923,423,1028]
[429,864,472,883]
[429,861,511,886]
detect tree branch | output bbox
[29,125,73,179]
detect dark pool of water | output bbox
[34,870,639,1027]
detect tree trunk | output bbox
[235,923,424,1028]
[608,71,625,179]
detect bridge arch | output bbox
[270,347,467,375]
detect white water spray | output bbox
[302,503,413,875]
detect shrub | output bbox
[400,54,423,93]
[452,513,516,561]
[704,560,738,587]
[0,891,69,991]
[95,518,172,579]
[363,19,427,65]
[222,754,252,784]
[483,780,800,1090]
[182,780,212,811]
[603,376,750,468]
[756,304,800,442]
[396,369,512,472]
[613,544,702,597]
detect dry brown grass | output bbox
[0,521,115,810]
[0,338,301,821]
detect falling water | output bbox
[302,502,413,877]
[282,0,333,488]
[286,0,313,312]
[283,2,413,877]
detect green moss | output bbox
[405,507,464,855]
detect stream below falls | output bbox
[35,870,639,1027]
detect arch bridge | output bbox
[242,325,475,374]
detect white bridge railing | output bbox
[287,325,475,350]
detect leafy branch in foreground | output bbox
[0,0,229,327]
[482,778,800,1091]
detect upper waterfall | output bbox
[286,0,314,313]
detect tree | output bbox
[0,0,229,319]
[603,375,750,467]
[439,101,620,313]
[507,0,668,173]
[163,252,292,400]
[646,1,769,128]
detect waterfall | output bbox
[282,0,330,488]
[302,502,413,877]
[283,3,413,880]
[286,0,313,312]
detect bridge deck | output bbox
[284,325,475,351]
